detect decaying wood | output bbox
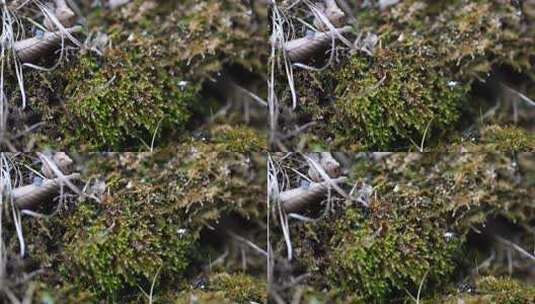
[14,26,82,63]
[284,26,352,62]
[10,173,80,210]
[280,176,347,213]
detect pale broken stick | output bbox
[279,176,347,213]
[14,26,82,63]
[10,173,80,210]
[284,26,352,62]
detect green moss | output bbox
[438,276,535,304]
[445,125,535,152]
[61,50,198,150]
[60,202,197,298]
[330,52,468,149]
[293,286,357,304]
[288,0,534,150]
[476,276,535,304]
[171,0,267,79]
[32,283,98,304]
[174,273,267,304]
[210,125,267,152]
[20,147,265,301]
[286,154,534,302]
[327,200,461,301]
[212,273,267,303]
[478,125,535,151]
[12,0,268,150]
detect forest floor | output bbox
[0,0,534,303]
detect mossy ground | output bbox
[275,0,535,150]
[173,273,268,304]
[1,148,267,303]
[437,276,535,304]
[270,153,535,303]
[4,0,268,151]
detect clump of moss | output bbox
[329,52,468,149]
[477,125,535,151]
[210,124,267,152]
[61,50,198,149]
[12,0,268,150]
[210,273,267,303]
[174,272,267,304]
[171,0,267,79]
[438,276,535,304]
[284,154,534,302]
[444,125,535,152]
[59,0,267,150]
[60,201,197,299]
[20,147,264,300]
[328,207,461,301]
[287,0,534,150]
[32,283,98,303]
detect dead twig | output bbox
[14,26,82,63]
[279,176,347,213]
[494,235,535,262]
[10,173,80,210]
[284,25,352,62]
